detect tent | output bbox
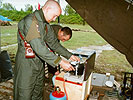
[0,15,11,21]
[65,0,133,67]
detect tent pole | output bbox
[58,0,60,24]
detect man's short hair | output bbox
[61,27,72,39]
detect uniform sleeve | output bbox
[23,16,61,67]
[51,24,62,35]
[45,24,73,59]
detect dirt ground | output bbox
[0,79,13,100]
[0,74,54,100]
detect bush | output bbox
[0,9,32,21]
[0,9,85,24]
[60,14,84,24]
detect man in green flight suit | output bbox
[47,24,73,75]
[14,0,80,100]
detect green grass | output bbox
[1,25,18,46]
[61,24,93,31]
[95,50,133,81]
[61,31,107,49]
[60,24,107,49]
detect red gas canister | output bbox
[49,86,66,100]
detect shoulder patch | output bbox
[26,16,41,42]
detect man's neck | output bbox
[38,8,48,23]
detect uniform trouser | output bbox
[13,56,45,100]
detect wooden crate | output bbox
[54,72,92,100]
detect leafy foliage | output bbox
[2,3,16,10]
[59,14,84,24]
[0,3,33,21]
[0,8,32,21]
[0,3,84,24]
[25,4,33,12]
[59,4,85,24]
[64,5,76,15]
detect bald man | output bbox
[14,0,79,100]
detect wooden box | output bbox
[54,72,92,100]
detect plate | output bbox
[105,81,113,87]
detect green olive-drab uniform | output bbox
[14,9,72,100]
[51,24,62,39]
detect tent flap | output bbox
[66,0,133,67]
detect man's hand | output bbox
[59,59,75,71]
[69,55,80,62]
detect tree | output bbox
[25,4,33,12]
[2,3,16,10]
[64,4,76,15]
[20,8,24,12]
[63,4,86,25]
[0,0,2,8]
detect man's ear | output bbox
[61,31,64,36]
[58,29,62,35]
[59,29,61,33]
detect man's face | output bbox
[45,7,61,23]
[58,30,70,42]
